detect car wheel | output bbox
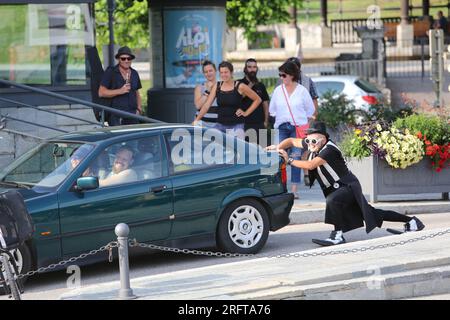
[217,199,269,254]
[0,244,32,295]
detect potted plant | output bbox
[340,115,449,202]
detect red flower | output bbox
[426,146,435,156]
[425,140,432,146]
[416,132,423,139]
[436,167,442,173]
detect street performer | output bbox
[266,121,425,246]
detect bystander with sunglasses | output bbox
[99,46,142,126]
[268,61,315,199]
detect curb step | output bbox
[231,264,450,300]
[289,202,450,225]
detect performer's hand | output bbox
[278,149,289,163]
[192,120,199,126]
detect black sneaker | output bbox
[404,216,425,232]
[312,230,346,246]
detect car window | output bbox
[0,142,93,189]
[85,136,163,188]
[165,129,236,175]
[354,79,380,93]
[315,81,345,96]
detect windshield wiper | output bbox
[0,181,32,190]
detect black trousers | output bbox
[326,185,411,232]
[244,123,267,147]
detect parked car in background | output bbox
[311,75,384,113]
[0,124,293,279]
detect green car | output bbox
[0,124,293,277]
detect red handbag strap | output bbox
[281,84,298,127]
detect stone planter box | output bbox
[347,156,450,202]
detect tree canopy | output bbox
[226,0,301,42]
[95,0,301,49]
[95,0,149,50]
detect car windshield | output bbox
[0,142,94,189]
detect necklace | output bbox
[119,67,130,83]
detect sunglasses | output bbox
[304,138,323,145]
[278,73,287,78]
[120,57,133,61]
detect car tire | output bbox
[217,198,269,254]
[0,244,32,295]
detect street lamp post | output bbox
[107,0,115,67]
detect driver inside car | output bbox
[99,146,137,187]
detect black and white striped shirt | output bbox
[308,140,349,191]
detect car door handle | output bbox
[150,185,167,193]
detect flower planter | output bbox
[347,156,450,202]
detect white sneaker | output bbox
[312,230,346,246]
[404,216,425,232]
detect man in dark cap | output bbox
[267,121,425,246]
[99,46,142,126]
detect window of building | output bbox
[0,2,94,87]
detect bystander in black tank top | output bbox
[216,81,244,125]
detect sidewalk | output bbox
[60,227,450,300]
[289,183,450,225]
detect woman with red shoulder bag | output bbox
[269,61,315,198]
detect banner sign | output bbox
[163,9,225,88]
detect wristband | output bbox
[287,158,294,165]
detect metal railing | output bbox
[0,79,163,135]
[331,16,422,44]
[235,59,381,86]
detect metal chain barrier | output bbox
[2,226,449,300]
[16,241,118,281]
[128,228,450,259]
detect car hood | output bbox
[0,186,57,217]
[0,186,53,201]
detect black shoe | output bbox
[312,230,346,246]
[404,216,425,232]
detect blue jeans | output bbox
[278,122,303,184]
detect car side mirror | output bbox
[75,176,99,191]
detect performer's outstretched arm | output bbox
[278,150,326,171]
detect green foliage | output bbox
[367,103,415,123]
[260,77,278,95]
[316,90,355,129]
[95,0,149,51]
[94,0,301,51]
[339,131,372,159]
[226,0,301,42]
[394,114,450,145]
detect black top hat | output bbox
[115,46,135,60]
[307,121,329,138]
